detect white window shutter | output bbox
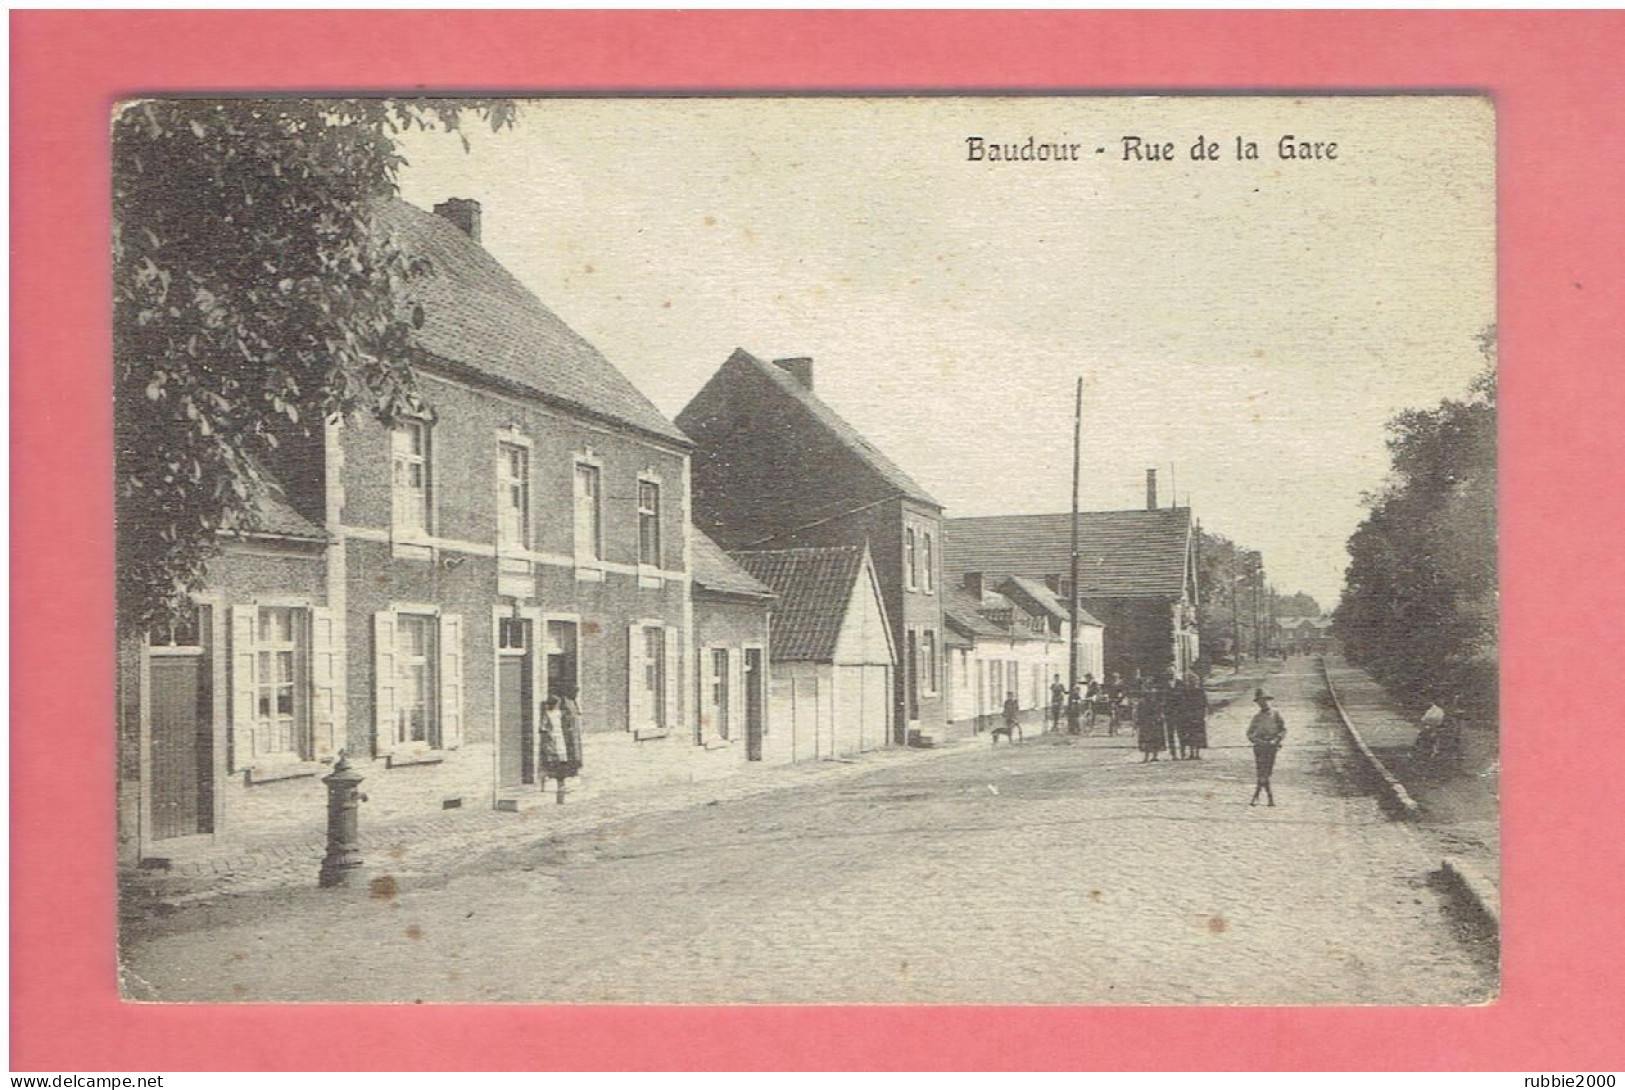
[439,613,464,750]
[229,606,257,771]
[730,649,744,744]
[373,611,398,757]
[310,607,339,760]
[664,626,681,732]
[627,624,645,731]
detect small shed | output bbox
[731,545,895,763]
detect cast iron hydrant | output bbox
[318,752,367,888]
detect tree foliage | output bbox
[114,98,515,632]
[1334,341,1498,718]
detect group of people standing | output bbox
[1128,672,1210,763]
[1044,669,1289,806]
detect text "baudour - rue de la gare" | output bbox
[965,135,1340,162]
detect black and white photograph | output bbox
[114,95,1498,1005]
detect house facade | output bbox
[942,477,1199,686]
[732,545,895,763]
[940,577,1104,732]
[678,350,947,745]
[689,530,775,770]
[118,196,706,862]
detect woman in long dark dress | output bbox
[538,692,584,803]
[1178,673,1209,759]
[1136,679,1165,762]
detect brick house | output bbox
[689,530,775,769]
[118,196,702,862]
[943,480,1199,684]
[677,350,947,744]
[731,545,895,762]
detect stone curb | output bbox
[1318,657,1423,820]
[1440,855,1501,931]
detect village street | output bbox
[120,658,1494,1005]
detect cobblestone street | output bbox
[120,658,1495,1004]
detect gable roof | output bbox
[942,585,1009,641]
[221,477,324,542]
[1000,575,1103,628]
[729,545,870,662]
[690,530,775,600]
[377,198,688,446]
[944,507,1194,600]
[681,348,941,508]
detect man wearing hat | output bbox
[1246,688,1288,806]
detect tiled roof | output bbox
[1001,575,1103,628]
[942,585,1008,641]
[690,530,775,599]
[377,198,688,446]
[730,546,867,663]
[223,480,324,541]
[718,348,942,508]
[943,507,1193,599]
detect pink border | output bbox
[12,10,1625,1071]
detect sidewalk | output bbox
[1321,653,1500,913]
[120,734,984,914]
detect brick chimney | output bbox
[433,198,482,244]
[964,572,985,601]
[773,357,814,392]
[1146,468,1158,510]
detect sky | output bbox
[395,97,1494,609]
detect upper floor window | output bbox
[497,443,529,550]
[905,527,918,590]
[922,630,939,694]
[922,532,935,593]
[574,462,603,561]
[392,421,430,536]
[638,480,662,567]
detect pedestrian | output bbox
[1105,671,1127,736]
[1246,688,1287,806]
[1178,672,1209,759]
[1066,686,1084,735]
[1049,674,1067,733]
[1136,679,1165,762]
[539,689,584,804]
[993,690,1023,744]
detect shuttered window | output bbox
[374,610,463,754]
[574,463,602,560]
[922,533,934,593]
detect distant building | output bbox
[940,575,1104,732]
[732,545,895,762]
[679,349,946,744]
[1278,615,1335,655]
[943,473,1199,682]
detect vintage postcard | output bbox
[114,95,1496,1004]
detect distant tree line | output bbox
[1334,342,1498,721]
[1194,530,1319,668]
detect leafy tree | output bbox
[1334,340,1498,719]
[114,98,515,632]
[1271,591,1322,620]
[1196,529,1267,664]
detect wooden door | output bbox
[744,649,764,761]
[497,619,533,790]
[150,651,210,840]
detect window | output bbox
[922,532,934,593]
[497,443,529,550]
[255,607,307,758]
[645,626,667,729]
[711,648,730,741]
[395,614,438,747]
[905,528,918,590]
[922,630,938,694]
[638,480,662,567]
[574,462,603,561]
[392,421,430,536]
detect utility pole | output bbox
[1068,376,1082,700]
